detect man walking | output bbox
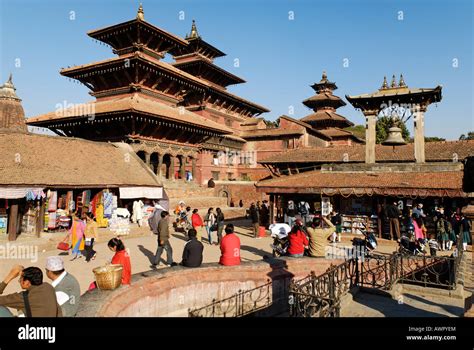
[151,211,177,268]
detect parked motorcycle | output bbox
[398,236,426,256]
[351,223,377,258]
[269,223,291,257]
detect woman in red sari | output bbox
[107,238,131,285]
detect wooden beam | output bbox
[8,202,19,241]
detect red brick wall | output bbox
[214,182,268,207]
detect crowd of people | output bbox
[380,202,471,255]
[1,195,471,318]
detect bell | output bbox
[382,126,406,146]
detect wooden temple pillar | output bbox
[36,200,45,238]
[8,201,19,241]
[269,194,275,225]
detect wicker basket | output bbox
[93,264,123,290]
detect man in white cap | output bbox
[45,256,81,317]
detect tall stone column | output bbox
[169,155,175,181]
[413,105,426,163]
[364,110,378,164]
[191,157,196,182]
[157,154,163,179]
[180,156,186,180]
[144,151,152,170]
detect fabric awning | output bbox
[0,187,45,199]
[119,187,163,199]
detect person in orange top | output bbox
[191,209,204,241]
[108,238,131,285]
[219,224,241,266]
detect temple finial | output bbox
[137,3,144,21]
[381,76,388,89]
[7,73,13,84]
[322,71,327,81]
[398,74,406,87]
[390,74,397,88]
[187,19,200,39]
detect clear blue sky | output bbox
[1,0,472,139]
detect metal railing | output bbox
[189,235,465,318]
[188,279,272,317]
[289,259,358,317]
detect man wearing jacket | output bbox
[151,211,177,268]
[181,229,204,267]
[386,202,401,240]
[0,265,62,317]
[45,256,81,317]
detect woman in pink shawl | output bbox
[65,212,86,260]
[412,214,426,240]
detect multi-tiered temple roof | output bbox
[27,5,268,143]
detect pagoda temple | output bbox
[27,5,270,184]
[300,72,362,145]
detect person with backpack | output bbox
[297,200,310,226]
[148,203,163,235]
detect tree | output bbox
[459,132,474,140]
[376,116,410,144]
[344,125,366,140]
[424,136,445,142]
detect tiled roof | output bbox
[59,52,269,114]
[259,140,474,164]
[26,93,233,134]
[0,130,161,188]
[241,128,304,139]
[301,110,354,126]
[319,128,356,138]
[257,169,463,190]
[278,115,332,140]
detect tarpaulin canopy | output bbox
[119,187,163,199]
[0,187,44,199]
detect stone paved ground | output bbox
[0,222,401,295]
[341,292,465,317]
[1,222,465,317]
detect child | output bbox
[428,233,439,257]
[461,215,471,251]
